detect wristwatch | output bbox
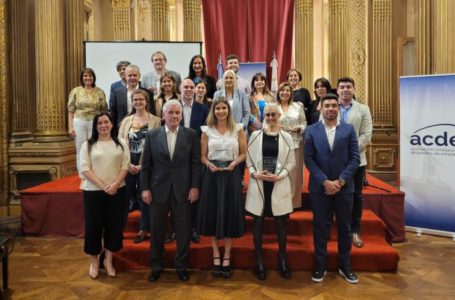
[339,177,346,187]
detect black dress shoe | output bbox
[339,265,359,284]
[176,269,189,281]
[221,258,232,278]
[254,261,266,280]
[148,270,162,282]
[212,257,222,277]
[164,232,176,244]
[133,234,147,244]
[311,266,326,283]
[191,231,200,243]
[278,258,291,279]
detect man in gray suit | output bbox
[141,100,201,282]
[337,77,372,248]
[141,51,181,95]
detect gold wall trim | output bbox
[329,0,349,83]
[295,0,313,93]
[135,0,152,40]
[112,0,131,40]
[183,0,201,41]
[415,0,431,74]
[0,0,8,204]
[432,0,455,73]
[150,0,170,40]
[66,0,85,92]
[370,0,392,126]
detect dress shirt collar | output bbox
[165,125,179,134]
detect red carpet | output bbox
[115,210,399,272]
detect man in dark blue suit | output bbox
[109,60,130,101]
[304,93,360,284]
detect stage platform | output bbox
[20,170,405,242]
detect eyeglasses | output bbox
[264,112,277,117]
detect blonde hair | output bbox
[207,97,236,132]
[222,69,238,91]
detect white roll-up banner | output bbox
[400,74,455,235]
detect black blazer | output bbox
[109,84,155,128]
[140,126,201,203]
[180,101,208,136]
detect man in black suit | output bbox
[109,64,155,129]
[141,99,201,282]
[180,78,208,136]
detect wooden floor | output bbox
[3,233,455,300]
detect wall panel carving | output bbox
[415,0,431,74]
[112,0,131,40]
[295,0,313,93]
[150,0,169,40]
[432,0,455,73]
[183,0,201,41]
[135,0,152,40]
[0,0,8,204]
[329,0,349,83]
[66,0,85,92]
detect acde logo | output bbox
[410,124,455,147]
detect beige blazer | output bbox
[118,113,161,164]
[345,100,372,167]
[245,130,296,216]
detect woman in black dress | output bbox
[286,68,312,120]
[197,97,246,278]
[245,103,296,280]
[188,55,217,99]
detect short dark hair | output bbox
[80,68,96,87]
[116,61,131,71]
[320,93,339,105]
[226,54,240,62]
[337,76,355,87]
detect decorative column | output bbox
[370,0,392,126]
[135,0,152,40]
[183,0,201,41]
[9,0,35,142]
[0,0,9,205]
[112,0,131,40]
[368,0,396,181]
[66,0,85,91]
[295,0,313,92]
[34,0,67,139]
[415,0,431,74]
[328,0,349,83]
[432,0,455,73]
[347,0,367,102]
[150,0,169,40]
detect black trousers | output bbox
[83,188,125,255]
[149,188,191,272]
[351,166,365,233]
[311,192,353,268]
[253,215,288,262]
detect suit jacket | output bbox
[180,100,208,136]
[245,129,296,216]
[109,80,126,101]
[213,88,251,129]
[344,100,372,167]
[304,121,360,194]
[109,84,155,129]
[140,126,201,203]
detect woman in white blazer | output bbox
[246,103,296,281]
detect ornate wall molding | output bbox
[432,0,455,73]
[415,0,431,74]
[347,0,367,102]
[295,0,313,93]
[112,0,131,40]
[150,0,170,40]
[135,0,152,40]
[66,0,85,92]
[370,0,393,126]
[183,0,201,41]
[328,0,349,83]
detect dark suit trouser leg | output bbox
[149,199,170,272]
[333,193,354,267]
[170,191,191,271]
[351,166,365,233]
[311,192,330,268]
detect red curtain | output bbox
[201,0,295,83]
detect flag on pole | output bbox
[270,51,279,93]
[217,54,224,80]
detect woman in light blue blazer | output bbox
[214,70,251,131]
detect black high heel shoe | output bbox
[255,261,267,280]
[211,257,222,277]
[279,258,291,279]
[221,257,232,278]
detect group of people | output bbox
[67,51,372,285]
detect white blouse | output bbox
[201,123,243,162]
